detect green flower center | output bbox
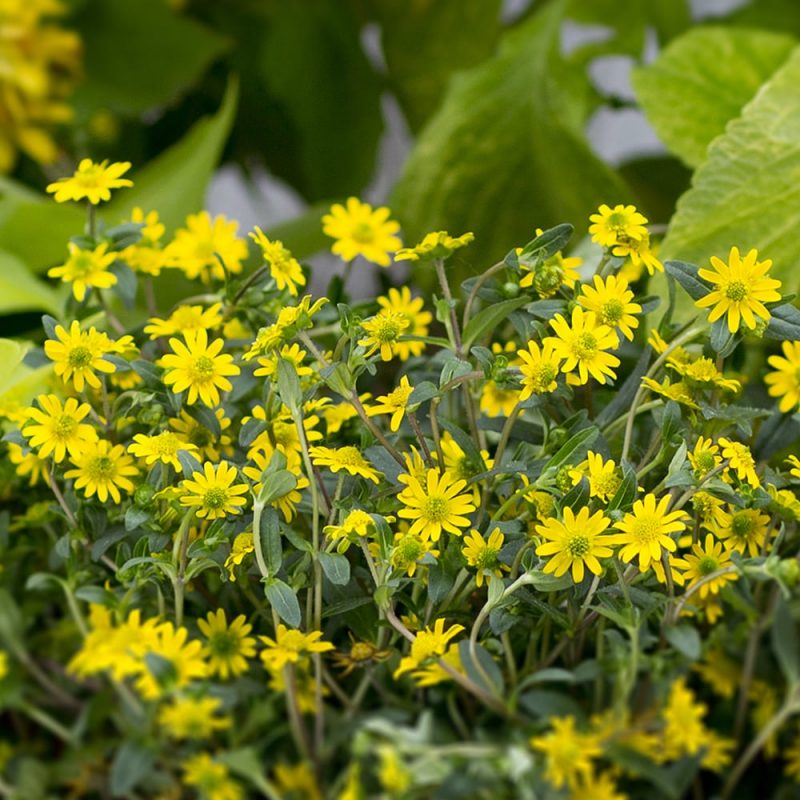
[607,211,627,229]
[55,414,77,437]
[396,537,422,563]
[632,517,662,543]
[191,355,216,381]
[601,299,624,325]
[208,630,239,657]
[566,534,591,558]
[87,456,114,481]
[350,642,374,661]
[573,332,598,360]
[731,512,754,537]
[203,487,229,510]
[336,446,364,467]
[68,346,94,368]
[189,426,213,449]
[695,452,716,472]
[725,281,749,302]
[476,547,500,571]
[423,495,449,522]
[155,432,182,456]
[374,320,402,342]
[697,556,719,576]
[351,222,376,244]
[71,253,94,277]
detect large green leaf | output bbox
[632,27,795,168]
[0,339,52,409]
[661,44,800,291]
[107,79,239,234]
[392,0,630,268]
[258,0,382,200]
[72,0,228,117]
[368,0,503,131]
[0,251,61,315]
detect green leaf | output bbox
[73,0,228,117]
[257,470,298,507]
[110,742,155,797]
[392,0,630,267]
[0,339,51,410]
[663,260,708,302]
[462,297,529,350]
[772,595,800,686]
[607,461,637,512]
[258,508,283,576]
[709,318,739,356]
[632,27,795,168]
[318,552,351,586]
[368,0,503,131]
[661,46,800,293]
[265,579,302,628]
[543,427,599,474]
[766,302,800,340]
[106,79,239,235]
[458,640,504,696]
[664,624,701,661]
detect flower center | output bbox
[601,299,624,325]
[71,253,95,277]
[375,319,402,342]
[203,487,229,510]
[476,547,500,571]
[607,211,627,230]
[697,556,719,576]
[55,414,77,438]
[68,346,94,368]
[155,432,182,456]
[566,534,591,558]
[87,456,115,481]
[731,512,755,538]
[397,537,422,562]
[208,630,239,657]
[336,446,364,467]
[695,452,716,472]
[573,332,598,360]
[725,281,749,302]
[350,642,373,662]
[631,516,662,543]
[351,222,376,244]
[191,355,216,382]
[423,494,450,522]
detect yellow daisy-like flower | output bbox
[168,408,233,462]
[610,494,688,571]
[395,230,475,263]
[166,211,247,283]
[660,678,709,761]
[259,625,334,672]
[518,230,581,297]
[376,287,432,360]
[22,394,97,463]
[64,439,137,503]
[569,451,620,502]
[371,375,414,432]
[438,431,493,504]
[128,431,198,472]
[158,695,231,740]
[134,622,209,699]
[718,437,759,487]
[160,329,240,407]
[46,158,132,204]
[545,307,620,386]
[323,509,374,553]
[249,227,306,297]
[578,274,641,341]
[390,529,439,577]
[198,609,257,679]
[358,310,410,361]
[48,242,117,302]
[7,443,48,486]
[144,302,223,339]
[688,436,723,478]
[517,339,563,400]
[224,532,254,581]
[667,351,741,394]
[612,231,663,275]
[309,445,382,484]
[396,468,476,542]
[648,329,669,353]
[695,246,782,333]
[44,321,116,392]
[530,716,604,791]
[462,527,510,587]
[640,376,699,409]
[183,754,242,800]
[787,455,800,480]
[673,534,737,599]
[322,197,401,266]
[480,379,520,417]
[765,340,800,413]
[589,204,648,248]
[712,506,770,557]
[180,461,249,520]
[535,506,615,583]
[253,343,313,381]
[393,618,464,679]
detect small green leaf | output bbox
[265,579,302,628]
[543,427,599,474]
[462,297,529,349]
[258,507,283,575]
[663,260,708,302]
[766,302,800,340]
[664,624,701,661]
[110,742,155,797]
[318,552,351,586]
[458,640,504,696]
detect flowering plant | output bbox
[2,164,800,800]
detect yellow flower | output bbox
[249,227,306,297]
[376,287,432,360]
[518,230,581,297]
[253,343,313,381]
[517,339,563,400]
[44,321,116,392]
[750,680,780,758]
[718,437,760,487]
[169,408,233,462]
[273,763,321,800]
[371,375,414,432]
[788,455,800,480]
[578,274,641,341]
[183,754,243,800]
[322,197,401,266]
[144,303,223,339]
[462,527,510,586]
[610,494,688,571]
[766,340,800,413]
[410,641,464,686]
[546,307,620,386]
[358,310,410,361]
[259,625,334,672]
[612,231,663,275]
[530,716,603,791]
[22,394,96,462]
[243,297,328,360]
[46,159,132,204]
[158,695,231,740]
[397,468,476,542]
[390,529,439,577]
[377,747,411,794]
[393,618,464,679]
[166,211,247,283]
[65,439,137,504]
[243,450,308,523]
[569,451,620,502]
[695,246,782,333]
[568,771,627,800]
[395,230,474,262]
[648,329,668,353]
[640,376,699,409]
[134,622,209,699]
[712,506,770,557]
[535,506,615,582]
[180,461,249,520]
[198,609,257,679]
[309,445,382,484]
[48,242,117,301]
[128,431,198,472]
[480,379,519,417]
[7,443,47,486]
[323,509,374,553]
[666,349,740,393]
[673,534,738,598]
[688,437,722,478]
[589,204,648,248]
[438,430,493,504]
[660,678,709,761]
[160,329,240,407]
[224,532,254,581]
